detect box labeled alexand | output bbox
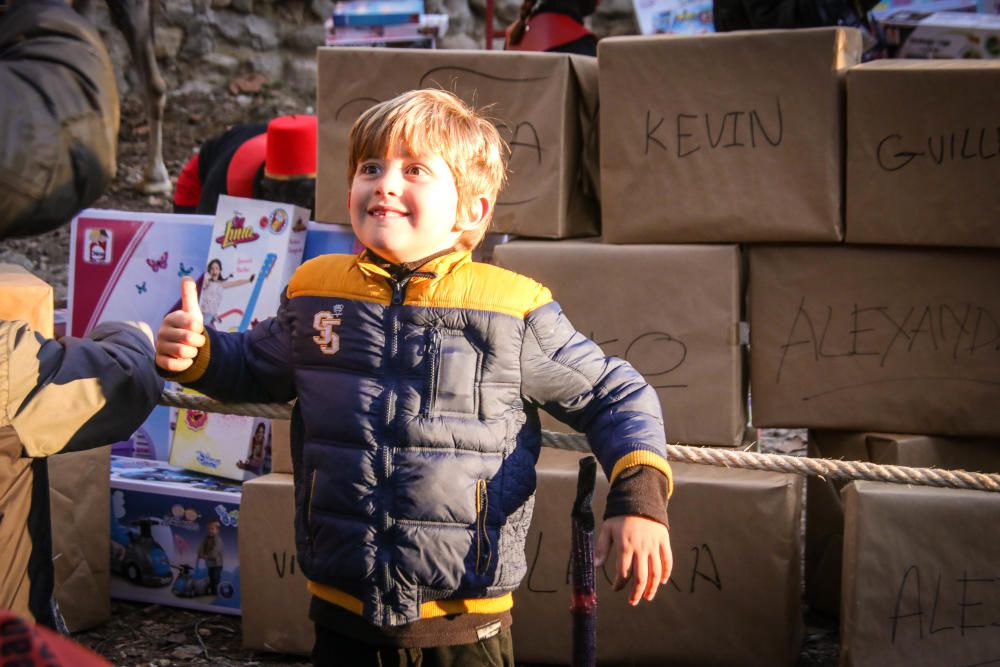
[749,244,1000,437]
[109,456,243,615]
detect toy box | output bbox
[897,10,1000,57]
[109,456,242,615]
[170,195,307,480]
[171,411,273,482]
[632,0,714,34]
[68,210,215,461]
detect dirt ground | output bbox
[2,73,841,666]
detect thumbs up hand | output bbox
[156,277,207,372]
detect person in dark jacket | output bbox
[0,0,164,629]
[712,0,878,35]
[0,0,119,239]
[156,88,673,666]
[173,114,318,218]
[505,0,598,56]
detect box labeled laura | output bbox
[599,28,861,243]
[495,241,745,447]
[805,430,1000,618]
[240,473,314,655]
[514,449,803,666]
[69,210,216,461]
[846,60,1000,248]
[109,456,243,615]
[841,481,1000,666]
[749,245,1000,437]
[170,195,306,481]
[316,48,599,238]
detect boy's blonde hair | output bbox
[348,89,508,251]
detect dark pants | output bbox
[311,627,514,667]
[207,566,222,595]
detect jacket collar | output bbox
[355,248,472,283]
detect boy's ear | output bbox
[455,195,491,232]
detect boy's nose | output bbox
[375,168,403,196]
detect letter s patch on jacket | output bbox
[312,305,343,355]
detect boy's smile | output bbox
[349,146,480,265]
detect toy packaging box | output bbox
[109,456,243,615]
[897,10,1000,57]
[170,195,307,481]
[68,210,215,461]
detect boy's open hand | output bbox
[595,515,673,606]
[155,277,206,372]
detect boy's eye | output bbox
[405,164,428,176]
[359,163,380,175]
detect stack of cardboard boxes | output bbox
[242,30,1000,665]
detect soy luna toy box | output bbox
[170,195,308,481]
[109,456,242,615]
[69,210,215,461]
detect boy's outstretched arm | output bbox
[595,515,673,606]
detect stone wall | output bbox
[91,0,641,100]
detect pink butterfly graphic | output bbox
[146,251,168,272]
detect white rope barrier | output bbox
[159,390,1000,493]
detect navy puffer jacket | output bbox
[181,250,671,627]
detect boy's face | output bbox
[349,145,483,264]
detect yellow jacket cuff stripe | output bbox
[609,450,674,498]
[168,333,212,384]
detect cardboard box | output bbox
[48,447,111,632]
[805,430,1000,618]
[514,448,803,666]
[841,480,1000,666]
[846,60,1000,248]
[109,456,243,615]
[898,11,1000,58]
[240,473,314,655]
[598,28,861,243]
[316,48,599,238]
[0,264,53,337]
[69,210,216,461]
[748,245,1000,437]
[270,418,293,475]
[495,241,746,447]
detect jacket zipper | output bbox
[475,479,492,576]
[423,328,440,417]
[307,469,317,549]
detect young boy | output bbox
[156,89,673,666]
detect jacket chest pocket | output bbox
[423,328,481,417]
